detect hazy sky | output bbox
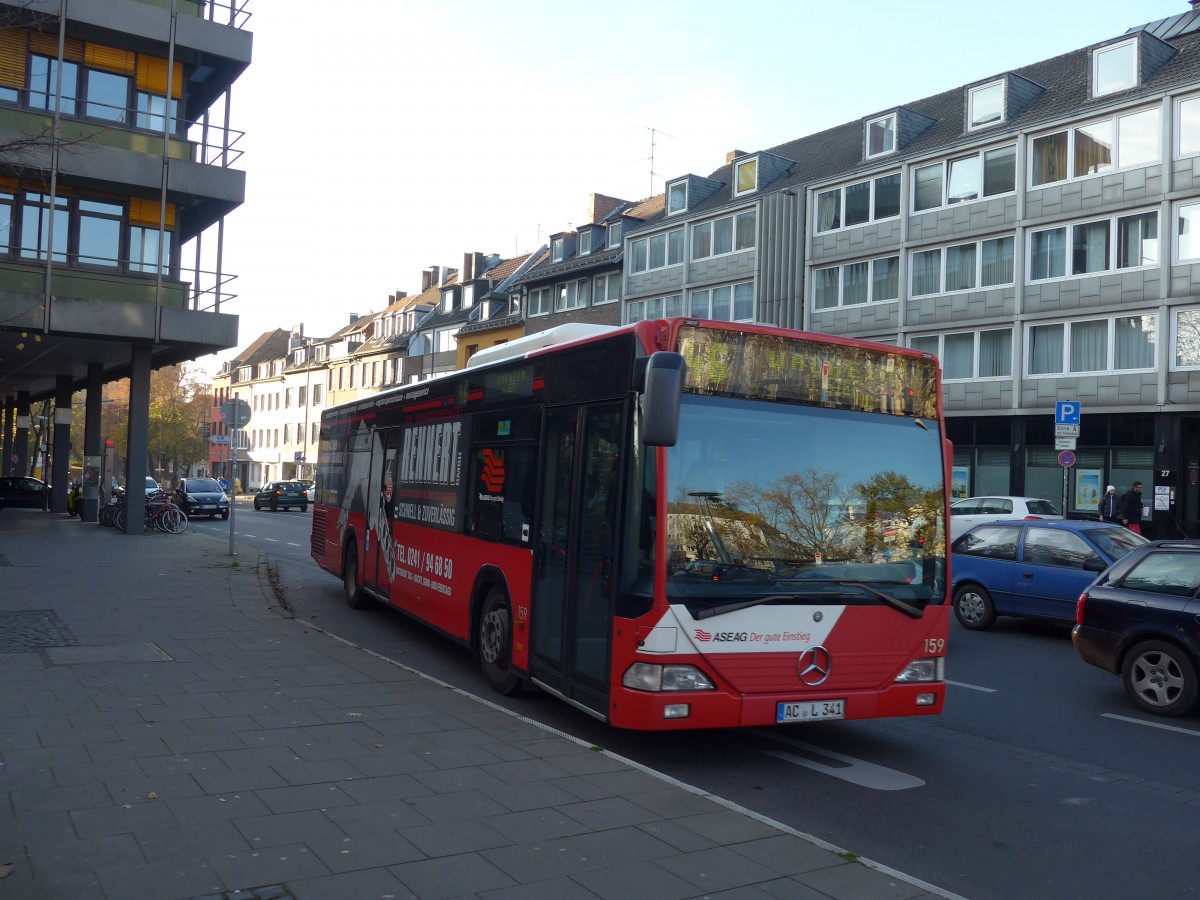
[200,0,1187,370]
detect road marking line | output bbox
[286,542,302,548]
[946,679,997,692]
[752,731,925,790]
[1102,713,1200,736]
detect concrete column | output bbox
[14,390,30,477]
[82,364,103,522]
[51,375,72,513]
[125,345,152,535]
[1,400,13,477]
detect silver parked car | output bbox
[949,495,1063,539]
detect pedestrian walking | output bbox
[1100,485,1121,523]
[1117,481,1144,534]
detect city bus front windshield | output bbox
[665,394,946,615]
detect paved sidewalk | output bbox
[0,510,960,900]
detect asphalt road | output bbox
[193,502,1200,900]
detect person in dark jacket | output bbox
[1099,485,1121,523]
[1117,481,1144,534]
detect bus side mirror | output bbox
[640,351,685,447]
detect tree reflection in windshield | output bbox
[666,395,945,606]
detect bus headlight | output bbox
[894,657,943,683]
[622,663,715,691]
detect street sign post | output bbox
[1054,403,1081,518]
[217,398,251,557]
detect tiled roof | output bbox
[235,329,288,367]
[509,246,622,289]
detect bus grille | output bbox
[311,509,326,557]
[707,650,910,693]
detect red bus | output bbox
[311,318,950,730]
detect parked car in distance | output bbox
[949,496,1063,539]
[0,475,50,510]
[253,480,309,512]
[1073,540,1200,717]
[174,477,230,519]
[951,519,1147,630]
[113,476,162,499]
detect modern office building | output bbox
[0,0,249,526]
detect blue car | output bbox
[951,519,1147,629]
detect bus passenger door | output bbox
[530,403,624,718]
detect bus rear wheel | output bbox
[479,587,522,695]
[344,543,368,610]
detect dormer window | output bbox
[1093,38,1137,97]
[551,236,566,262]
[866,113,896,158]
[667,180,688,214]
[578,230,591,255]
[734,158,758,196]
[968,81,1005,130]
[607,222,622,248]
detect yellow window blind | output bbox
[0,175,18,192]
[136,54,182,99]
[0,29,25,88]
[129,197,176,229]
[28,31,83,61]
[85,43,135,75]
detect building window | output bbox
[1173,307,1200,368]
[528,286,551,317]
[551,237,566,262]
[734,158,758,195]
[77,199,122,268]
[812,255,901,309]
[866,113,896,158]
[913,145,1015,212]
[135,92,177,132]
[909,237,1014,296]
[1030,108,1160,186]
[1029,211,1158,281]
[556,278,591,312]
[630,228,683,273]
[129,225,170,274]
[19,192,69,262]
[577,230,590,255]
[28,55,78,114]
[1093,38,1137,97]
[667,180,687,214]
[691,212,755,259]
[1176,95,1200,158]
[0,190,11,255]
[607,222,621,248]
[913,328,1012,380]
[1028,314,1157,375]
[687,282,753,322]
[593,273,620,304]
[968,81,1005,130]
[814,172,900,232]
[85,70,128,122]
[626,294,682,324]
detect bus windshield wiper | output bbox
[834,580,925,619]
[691,580,926,621]
[692,591,841,620]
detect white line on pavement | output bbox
[946,679,997,692]
[1102,713,1200,736]
[752,730,925,790]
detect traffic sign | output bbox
[218,398,251,428]
[293,452,304,463]
[1054,437,1076,450]
[1058,449,1076,468]
[1055,401,1081,425]
[1054,424,1080,437]
[209,435,231,445]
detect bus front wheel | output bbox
[479,587,522,695]
[344,543,368,610]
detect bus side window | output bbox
[469,444,536,546]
